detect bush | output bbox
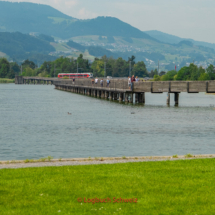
[153,75,161,81]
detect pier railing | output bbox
[54,78,130,92]
[16,76,215,93]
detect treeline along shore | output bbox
[1,54,215,82]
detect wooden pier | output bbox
[15,76,215,105]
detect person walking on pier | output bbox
[106,78,110,87]
[91,78,94,85]
[131,75,135,90]
[73,78,75,84]
[128,76,131,90]
[100,79,103,87]
[95,77,98,85]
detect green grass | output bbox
[1,159,215,214]
[0,78,14,83]
[48,17,76,24]
[50,42,70,51]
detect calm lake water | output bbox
[0,84,215,161]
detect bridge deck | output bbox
[16,76,215,93]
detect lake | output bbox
[0,84,215,161]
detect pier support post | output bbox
[119,93,123,102]
[101,91,105,98]
[113,93,118,101]
[138,93,145,104]
[109,92,113,100]
[129,93,133,103]
[174,93,179,106]
[105,91,108,99]
[167,93,170,105]
[124,93,128,103]
[135,93,138,103]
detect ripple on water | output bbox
[0,84,215,160]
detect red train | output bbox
[58,73,93,78]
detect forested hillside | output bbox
[0,32,55,56]
[0,32,56,64]
[0,2,157,40]
[145,30,215,50]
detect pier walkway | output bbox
[15,76,215,105]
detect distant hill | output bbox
[67,40,119,58]
[145,30,215,50]
[0,1,158,41]
[0,32,55,56]
[67,40,86,52]
[0,32,56,63]
[0,1,76,36]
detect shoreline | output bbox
[0,154,215,169]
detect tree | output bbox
[0,58,9,78]
[159,71,166,76]
[198,73,210,81]
[161,70,177,81]
[207,64,215,80]
[153,75,161,81]
[22,59,36,69]
[175,66,190,80]
[10,62,20,75]
[113,58,127,77]
[91,59,104,77]
[149,70,155,78]
[189,63,199,80]
[22,67,36,76]
[132,61,148,77]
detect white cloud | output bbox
[78,8,97,19]
[65,0,77,7]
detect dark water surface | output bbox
[0,84,215,160]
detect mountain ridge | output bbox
[0,1,157,41]
[145,30,215,50]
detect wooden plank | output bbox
[189,81,206,92]
[208,81,215,92]
[133,82,151,92]
[170,81,187,92]
[152,82,169,92]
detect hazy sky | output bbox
[3,0,215,43]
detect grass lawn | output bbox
[1,159,215,214]
[0,78,14,83]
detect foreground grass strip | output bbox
[0,78,14,83]
[1,159,215,214]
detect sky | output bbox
[3,0,215,43]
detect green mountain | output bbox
[0,1,76,36]
[1,1,215,71]
[0,1,157,41]
[0,32,56,63]
[145,30,215,50]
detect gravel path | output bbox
[0,155,214,169]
